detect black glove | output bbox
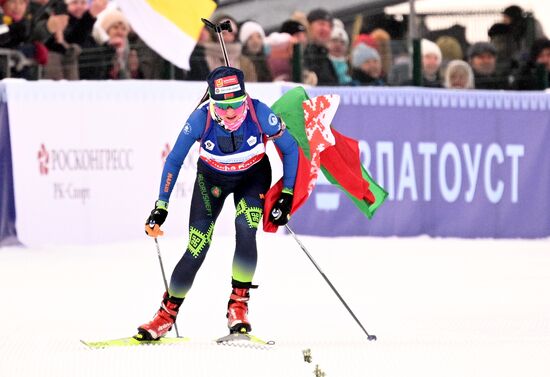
[269,191,293,226]
[145,200,168,237]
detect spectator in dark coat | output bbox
[303,8,338,86]
[468,42,509,89]
[43,0,107,80]
[0,0,48,78]
[488,22,518,77]
[280,19,308,48]
[0,0,32,49]
[514,38,550,90]
[28,0,69,48]
[501,5,546,59]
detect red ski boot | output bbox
[136,293,183,340]
[226,282,257,333]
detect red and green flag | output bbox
[263,87,387,232]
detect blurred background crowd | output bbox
[1,0,549,90]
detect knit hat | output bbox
[351,43,380,68]
[279,20,306,35]
[100,8,130,32]
[307,8,333,24]
[467,42,497,59]
[239,21,265,44]
[352,33,378,49]
[333,18,344,30]
[331,25,349,45]
[421,39,442,64]
[207,66,246,101]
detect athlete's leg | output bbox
[231,157,272,284]
[168,171,229,298]
[226,158,271,332]
[138,168,232,340]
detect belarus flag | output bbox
[263,87,388,233]
[116,0,217,70]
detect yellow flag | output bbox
[117,0,217,70]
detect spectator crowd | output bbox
[1,1,549,90]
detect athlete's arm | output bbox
[158,108,206,202]
[254,100,298,190]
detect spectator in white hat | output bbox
[443,59,474,89]
[420,38,443,87]
[328,20,352,85]
[239,21,273,82]
[79,7,134,79]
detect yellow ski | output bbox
[81,335,189,349]
[216,332,275,349]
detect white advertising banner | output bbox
[6,80,284,247]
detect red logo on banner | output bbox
[36,145,134,173]
[38,143,49,175]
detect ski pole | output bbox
[153,237,180,338]
[201,18,232,66]
[193,18,234,109]
[284,225,377,341]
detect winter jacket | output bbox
[303,42,338,86]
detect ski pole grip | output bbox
[271,208,282,220]
[201,18,215,30]
[201,18,232,33]
[220,20,232,32]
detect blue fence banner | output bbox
[288,87,550,238]
[2,83,550,245]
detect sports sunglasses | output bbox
[213,95,247,110]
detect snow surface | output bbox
[1,234,549,377]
